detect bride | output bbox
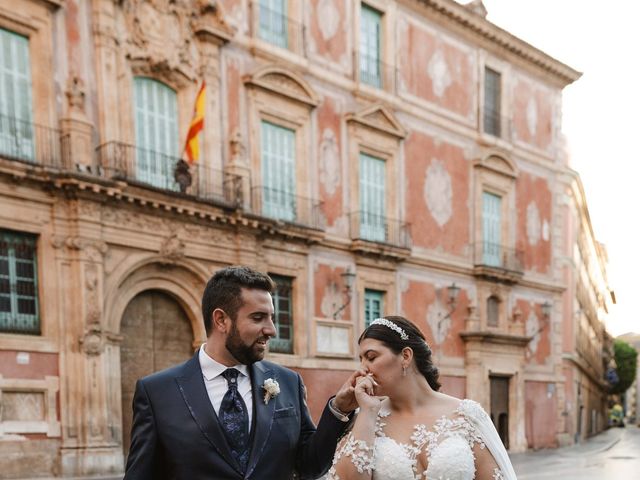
[327,316,517,480]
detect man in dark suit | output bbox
[124,266,358,479]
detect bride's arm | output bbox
[473,442,506,480]
[327,408,379,480]
[326,374,382,480]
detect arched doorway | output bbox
[120,290,195,455]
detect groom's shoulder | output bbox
[259,360,299,382]
[139,354,197,388]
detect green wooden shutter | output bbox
[259,0,288,48]
[364,289,383,328]
[484,68,501,136]
[270,274,293,353]
[261,120,296,221]
[482,192,502,266]
[359,152,386,241]
[360,4,382,87]
[133,77,179,190]
[0,231,39,334]
[0,28,34,161]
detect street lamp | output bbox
[332,267,357,320]
[541,301,552,318]
[436,282,461,324]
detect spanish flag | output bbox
[184,81,206,164]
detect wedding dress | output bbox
[327,399,517,480]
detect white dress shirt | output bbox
[198,344,253,429]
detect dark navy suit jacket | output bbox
[123,352,348,479]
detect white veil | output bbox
[464,401,518,479]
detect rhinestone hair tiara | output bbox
[370,318,409,340]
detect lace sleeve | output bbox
[326,432,375,480]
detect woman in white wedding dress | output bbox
[327,316,517,480]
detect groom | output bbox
[124,266,358,479]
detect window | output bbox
[364,289,384,328]
[359,152,386,242]
[482,192,502,266]
[359,4,382,88]
[0,28,34,161]
[487,295,499,327]
[259,0,288,48]
[133,77,179,190]
[261,120,296,221]
[483,67,501,136]
[0,230,39,334]
[269,274,293,353]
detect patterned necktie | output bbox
[219,368,250,472]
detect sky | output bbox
[478,0,639,336]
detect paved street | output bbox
[511,425,640,479]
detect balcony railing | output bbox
[473,242,524,273]
[482,109,513,141]
[349,211,411,249]
[256,1,304,53]
[0,114,63,168]
[357,52,395,90]
[250,186,323,229]
[96,141,242,207]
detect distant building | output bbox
[0,0,611,477]
[559,174,616,443]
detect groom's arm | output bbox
[123,379,163,480]
[294,374,353,479]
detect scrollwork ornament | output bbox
[80,324,105,356]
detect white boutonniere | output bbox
[262,378,280,404]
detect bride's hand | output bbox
[354,373,383,413]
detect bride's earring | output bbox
[402,365,407,377]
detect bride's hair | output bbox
[358,315,441,391]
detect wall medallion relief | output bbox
[424,159,453,227]
[526,201,541,246]
[427,49,452,98]
[525,308,540,354]
[319,128,340,196]
[526,97,538,137]
[318,0,340,40]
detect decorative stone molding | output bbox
[119,0,204,87]
[191,0,235,45]
[158,232,186,264]
[244,66,320,108]
[79,323,105,356]
[345,104,407,140]
[473,151,518,179]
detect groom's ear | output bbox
[212,308,229,333]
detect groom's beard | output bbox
[225,321,269,365]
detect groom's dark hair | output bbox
[202,266,275,335]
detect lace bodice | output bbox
[327,399,506,480]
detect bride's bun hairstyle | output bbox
[358,315,441,391]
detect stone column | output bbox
[91,0,121,144]
[59,76,94,171]
[55,201,123,476]
[192,3,233,200]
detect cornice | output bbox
[416,0,582,86]
[460,330,532,347]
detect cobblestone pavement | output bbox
[510,424,639,479]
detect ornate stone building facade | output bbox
[0,0,611,477]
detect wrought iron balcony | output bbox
[95,141,242,207]
[357,52,395,91]
[249,186,323,230]
[473,242,524,283]
[349,211,411,250]
[255,1,305,53]
[482,109,513,141]
[0,114,63,168]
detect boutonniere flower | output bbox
[262,378,280,404]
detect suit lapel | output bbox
[175,352,242,474]
[246,361,276,477]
